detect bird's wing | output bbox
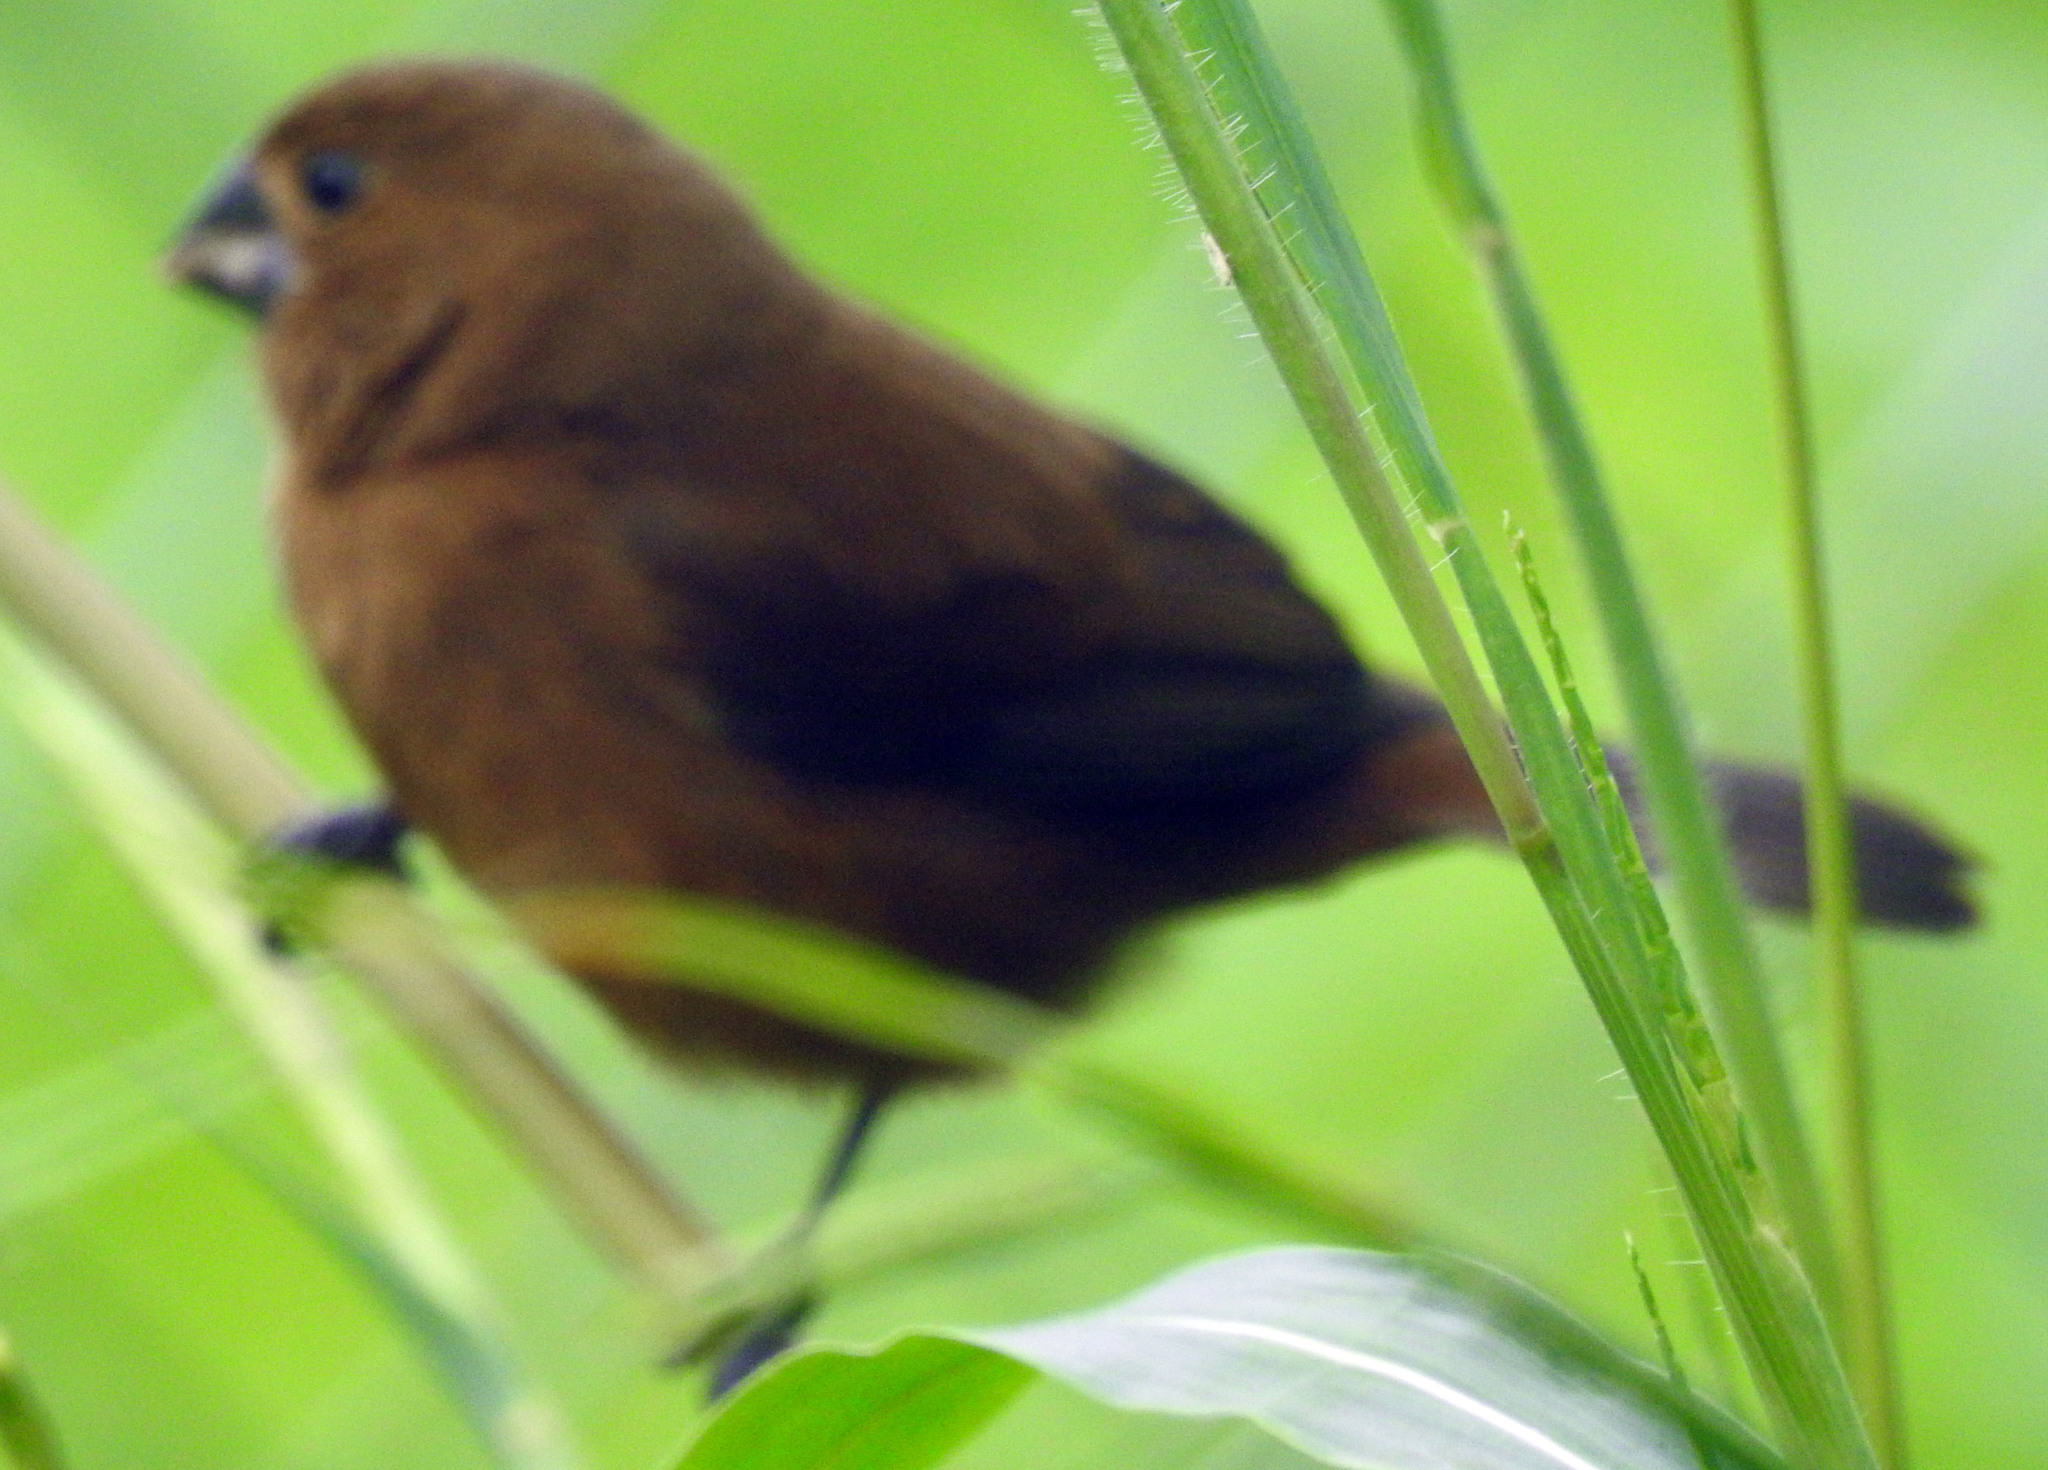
[942,449,1385,816]
[622,440,1392,821]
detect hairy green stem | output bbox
[1103,0,1544,848]
[1098,1,1878,1461]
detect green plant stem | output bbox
[1099,2,1876,1462]
[315,883,730,1292]
[1377,0,1841,1331]
[1047,1063,1418,1249]
[1726,1,1899,1460]
[0,475,725,1297]
[0,487,301,835]
[808,1154,1145,1298]
[675,1151,1147,1356]
[508,888,1056,1071]
[1158,0,1686,1000]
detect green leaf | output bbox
[967,1247,1781,1470]
[673,1336,1031,1470]
[684,1248,1783,1470]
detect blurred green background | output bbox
[1,0,2044,1465]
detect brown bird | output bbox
[166,58,1972,1383]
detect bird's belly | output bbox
[385,699,1148,1079]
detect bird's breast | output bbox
[271,450,1150,1002]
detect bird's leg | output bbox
[706,1079,896,1397]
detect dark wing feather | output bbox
[952,453,1383,816]
[633,445,1395,822]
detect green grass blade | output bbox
[1377,0,1838,1331]
[1626,1235,1719,1470]
[1098,0,1545,853]
[1511,528,1681,990]
[1151,0,1668,1005]
[1724,2,1898,1457]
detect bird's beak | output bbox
[163,158,293,317]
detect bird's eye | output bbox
[300,151,367,214]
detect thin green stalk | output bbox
[1098,2,1876,1461]
[807,1154,1146,1299]
[1377,0,1840,1331]
[1726,1,1899,1459]
[1048,1063,1418,1249]
[1511,527,1680,984]
[493,884,1437,1328]
[513,896,1412,1252]
[0,488,300,836]
[1628,1231,1739,1470]
[1627,1234,1694,1402]
[0,475,724,1298]
[306,882,730,1294]
[507,887,1057,1072]
[677,1151,1147,1358]
[3,638,583,1470]
[1104,7,1703,1268]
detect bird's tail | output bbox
[1609,751,1979,932]
[1370,696,1977,933]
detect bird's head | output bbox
[167,59,814,477]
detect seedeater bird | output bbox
[166,59,1972,1383]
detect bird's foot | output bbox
[269,800,411,877]
[704,1294,815,1399]
[256,801,410,952]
